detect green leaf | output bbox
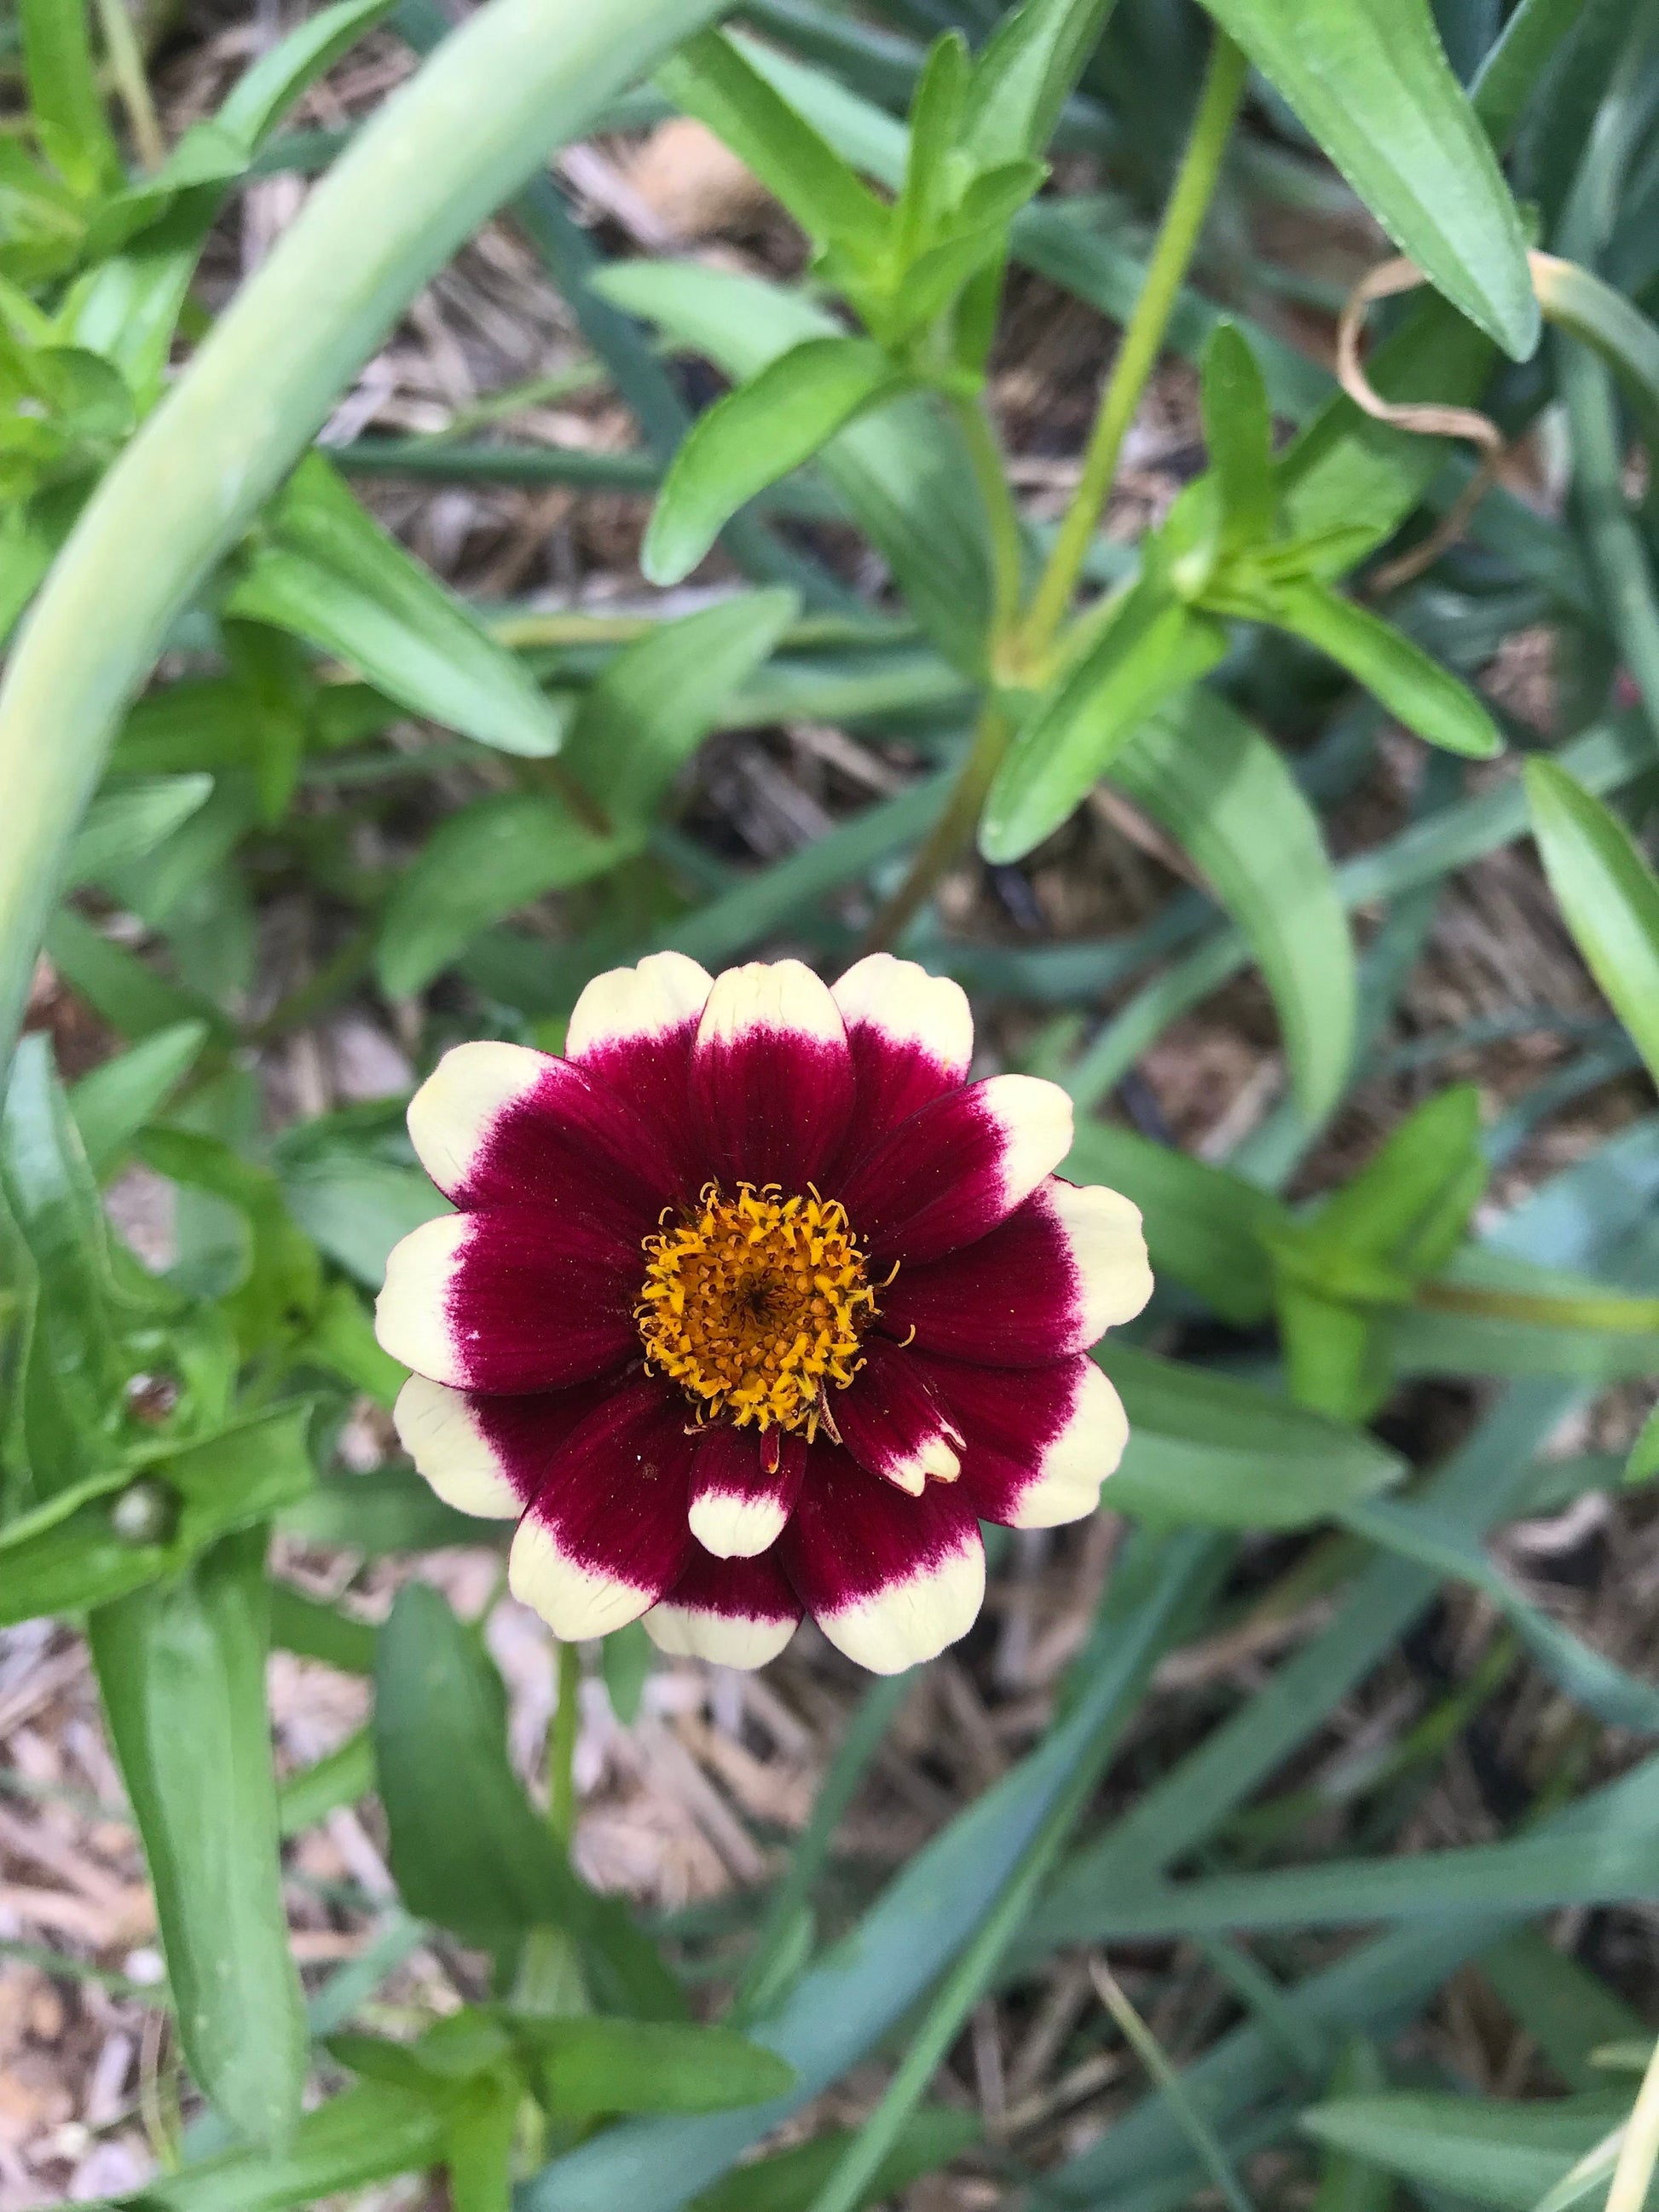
[1298,2094,1627,2212]
[1248,573,1504,759]
[138,1126,322,1354]
[1311,2039,1392,2212]
[1532,251,1659,457]
[1526,759,1659,1087]
[1478,1928,1646,2094]
[67,1020,208,1181]
[278,1725,374,1838]
[1201,321,1275,553]
[893,34,968,264]
[980,581,1228,863]
[1195,0,1537,359]
[601,1620,653,1726]
[592,260,991,673]
[960,0,1114,165]
[1098,1343,1404,1528]
[102,2080,448,2210]
[564,590,800,828]
[689,2109,980,2212]
[226,454,569,759]
[375,793,634,999]
[65,775,216,889]
[89,1527,308,2146]
[278,1462,484,1554]
[374,1581,685,2017]
[645,339,909,586]
[1111,687,1357,1124]
[1298,1084,1488,1277]
[1629,1407,1659,1485]
[512,2017,795,2118]
[443,2072,521,2212]
[19,0,118,198]
[0,1404,315,1629]
[1062,1117,1283,1325]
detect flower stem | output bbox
[1019,28,1246,663]
[547,1637,580,1850]
[856,698,1012,955]
[93,0,165,172]
[950,390,1026,656]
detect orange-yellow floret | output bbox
[636,1182,877,1435]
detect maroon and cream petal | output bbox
[878,1178,1152,1365]
[508,1377,697,1639]
[375,1210,638,1392]
[691,959,854,1193]
[830,953,973,1148]
[779,1447,985,1674]
[391,1372,620,1518]
[686,1426,807,1558]
[915,1352,1127,1528]
[565,951,711,1196]
[835,1338,962,1496]
[644,1545,801,1669]
[407,1039,671,1236]
[839,1073,1072,1266]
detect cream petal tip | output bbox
[643,1602,798,1669]
[567,950,712,1057]
[698,957,845,1050]
[687,1489,791,1559]
[508,1516,654,1640]
[831,953,973,1074]
[374,1213,471,1386]
[407,1040,550,1196]
[1049,1181,1154,1335]
[814,1538,986,1675]
[1004,1364,1129,1528]
[980,1074,1074,1206]
[393,1375,520,1519]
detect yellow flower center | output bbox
[636,1182,877,1436]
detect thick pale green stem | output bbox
[857,700,1012,955]
[1020,30,1246,661]
[0,0,731,1087]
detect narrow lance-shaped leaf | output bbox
[644,339,910,586]
[89,1526,309,2147]
[19,0,119,197]
[979,580,1228,863]
[1201,321,1275,553]
[1195,0,1538,360]
[1525,759,1659,1087]
[960,0,1116,165]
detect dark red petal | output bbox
[829,954,973,1160]
[645,1545,801,1668]
[393,1372,624,1515]
[911,1350,1127,1527]
[778,1445,985,1673]
[378,1209,639,1392]
[876,1179,1150,1364]
[408,1040,673,1238]
[691,960,854,1193]
[509,1376,697,1638]
[687,1425,807,1557]
[564,953,711,1202]
[837,1074,1071,1265]
[835,1338,962,1494]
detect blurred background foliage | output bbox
[3,0,1659,2205]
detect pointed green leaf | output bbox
[1196,0,1537,358]
[645,339,908,586]
[1532,251,1659,457]
[1201,321,1275,552]
[19,0,118,198]
[1299,2094,1627,2212]
[65,775,216,889]
[226,454,569,759]
[1526,759,1659,1088]
[564,590,800,828]
[510,2017,796,2118]
[90,1527,308,2146]
[960,0,1115,165]
[689,2108,980,2212]
[68,1019,209,1179]
[101,2081,448,2209]
[980,581,1228,863]
[1263,573,1503,758]
[893,34,969,263]
[1112,687,1357,1123]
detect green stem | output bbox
[1020,29,1246,663]
[93,0,165,171]
[855,699,1011,954]
[950,391,1026,654]
[547,1638,580,1851]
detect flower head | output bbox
[374,954,1152,1673]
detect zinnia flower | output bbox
[374,954,1152,1673]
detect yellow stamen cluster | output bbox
[637,1182,877,1435]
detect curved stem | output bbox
[547,1637,580,1849]
[856,699,1012,956]
[950,390,1026,654]
[1020,29,1246,663]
